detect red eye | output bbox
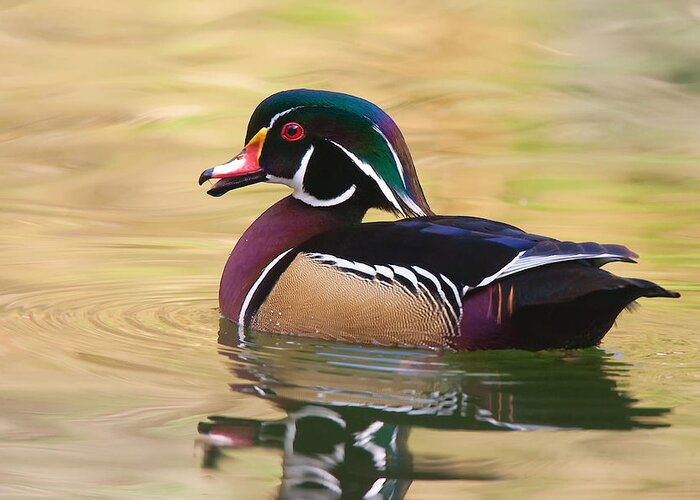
[281,122,304,141]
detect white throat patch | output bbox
[266,145,357,207]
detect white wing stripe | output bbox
[413,266,448,303]
[304,253,461,322]
[374,265,394,280]
[441,273,463,304]
[414,266,459,321]
[352,261,377,276]
[390,265,419,288]
[305,252,376,277]
[504,252,623,275]
[476,251,525,288]
[476,251,626,288]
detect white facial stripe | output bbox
[267,113,425,216]
[265,173,292,186]
[292,145,315,187]
[370,127,427,217]
[295,185,357,207]
[329,140,405,216]
[267,145,357,207]
[264,145,315,190]
[268,106,301,128]
[373,125,406,188]
[399,193,427,217]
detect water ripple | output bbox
[0,277,219,373]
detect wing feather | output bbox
[297,217,637,294]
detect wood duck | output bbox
[199,89,679,350]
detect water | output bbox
[199,325,670,497]
[1,1,699,498]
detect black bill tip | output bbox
[199,168,214,186]
[206,171,267,197]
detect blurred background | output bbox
[0,1,698,498]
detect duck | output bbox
[198,89,679,350]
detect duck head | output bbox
[199,89,432,217]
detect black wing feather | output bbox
[298,216,636,289]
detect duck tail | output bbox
[623,277,680,299]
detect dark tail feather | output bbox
[624,277,680,299]
[457,263,679,350]
[510,269,680,349]
[504,265,680,310]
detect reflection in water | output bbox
[199,319,669,498]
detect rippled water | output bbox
[199,325,671,497]
[1,1,699,498]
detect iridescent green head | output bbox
[199,89,432,217]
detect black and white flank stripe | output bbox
[305,252,463,331]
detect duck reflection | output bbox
[198,319,669,498]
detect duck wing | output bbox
[241,217,641,346]
[296,216,638,291]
